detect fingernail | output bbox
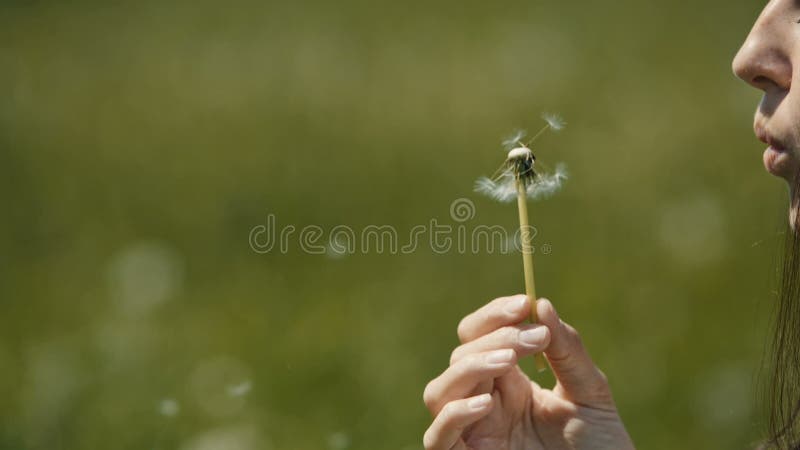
[485,349,514,366]
[504,296,527,316]
[468,394,491,410]
[519,327,547,347]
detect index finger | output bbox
[457,295,531,343]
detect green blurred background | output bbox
[0,0,786,448]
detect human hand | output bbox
[423,295,635,450]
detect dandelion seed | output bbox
[526,163,568,200]
[502,129,527,150]
[542,112,566,131]
[524,113,568,145]
[475,175,517,203]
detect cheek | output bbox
[789,99,800,145]
[789,51,800,139]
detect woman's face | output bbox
[734,0,800,216]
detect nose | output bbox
[732,5,792,91]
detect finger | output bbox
[536,298,615,408]
[423,393,493,450]
[450,323,549,365]
[492,364,537,415]
[457,295,531,343]
[424,349,517,415]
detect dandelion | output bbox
[474,114,568,372]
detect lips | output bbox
[755,124,787,150]
[755,124,795,177]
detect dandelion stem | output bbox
[515,177,548,373]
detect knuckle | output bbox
[449,346,462,365]
[573,331,585,348]
[564,321,581,340]
[422,382,436,410]
[456,317,470,342]
[587,370,615,405]
[591,368,613,397]
[422,428,436,449]
[563,322,586,348]
[488,296,512,317]
[460,353,483,373]
[479,307,493,325]
[440,401,457,418]
[503,326,520,344]
[450,347,461,366]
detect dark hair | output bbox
[765,191,800,449]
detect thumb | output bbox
[536,298,616,410]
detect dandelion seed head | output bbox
[477,120,567,203]
[542,113,566,131]
[507,146,533,161]
[502,130,527,150]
